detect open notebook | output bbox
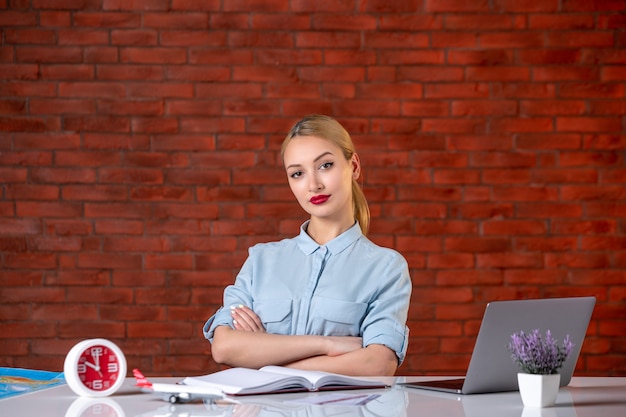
[400,296,596,394]
[183,366,388,396]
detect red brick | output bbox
[480,32,544,49]
[121,47,187,64]
[360,65,397,82]
[560,151,622,167]
[16,46,83,63]
[59,321,126,338]
[143,12,208,29]
[495,83,556,98]
[434,169,480,184]
[5,28,58,44]
[399,67,463,82]
[447,14,524,30]
[0,116,61,132]
[422,118,485,134]
[494,186,560,201]
[532,168,598,184]
[598,14,626,29]
[584,135,626,150]
[481,169,530,184]
[504,269,568,286]
[516,237,578,252]
[64,115,130,132]
[365,32,429,49]
[494,0,559,12]
[77,253,142,269]
[424,0,489,12]
[529,14,594,29]
[549,32,615,48]
[437,270,503,286]
[603,168,626,184]
[447,135,512,151]
[452,100,517,116]
[45,219,92,236]
[483,220,547,235]
[493,117,555,133]
[571,271,626,287]
[32,304,99,320]
[38,10,71,26]
[445,237,511,253]
[466,66,530,81]
[518,50,581,65]
[0,323,56,339]
[425,83,490,99]
[0,10,37,26]
[97,64,163,81]
[398,186,462,202]
[581,236,626,252]
[545,253,611,269]
[386,47,447,64]
[102,305,164,321]
[313,14,377,31]
[471,152,536,168]
[145,254,193,270]
[562,82,624,98]
[517,202,583,218]
[84,46,118,63]
[428,253,474,269]
[562,185,626,201]
[101,0,169,11]
[558,117,623,133]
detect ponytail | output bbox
[352,179,370,235]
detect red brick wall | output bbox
[1,1,625,376]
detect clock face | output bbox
[64,339,127,397]
[76,344,122,392]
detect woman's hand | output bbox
[231,305,266,332]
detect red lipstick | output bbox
[310,195,330,205]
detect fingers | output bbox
[231,305,266,333]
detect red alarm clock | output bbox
[64,338,127,397]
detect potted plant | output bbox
[507,329,574,408]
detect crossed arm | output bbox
[209,305,399,376]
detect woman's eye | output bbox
[289,171,302,179]
[320,162,333,170]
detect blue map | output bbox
[0,367,65,399]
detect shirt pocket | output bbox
[253,298,292,334]
[312,297,367,337]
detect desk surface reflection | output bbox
[1,376,625,417]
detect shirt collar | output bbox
[296,220,362,255]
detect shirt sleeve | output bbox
[360,250,412,364]
[203,249,256,342]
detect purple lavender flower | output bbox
[507,329,574,374]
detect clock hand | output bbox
[84,361,102,375]
[93,349,101,369]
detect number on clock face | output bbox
[77,344,121,391]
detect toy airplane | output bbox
[133,369,225,404]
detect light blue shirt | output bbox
[203,221,412,363]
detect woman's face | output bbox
[283,135,360,222]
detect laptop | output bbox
[400,296,596,394]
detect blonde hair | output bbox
[281,115,370,235]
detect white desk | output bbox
[2,376,625,417]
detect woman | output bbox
[204,115,412,376]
